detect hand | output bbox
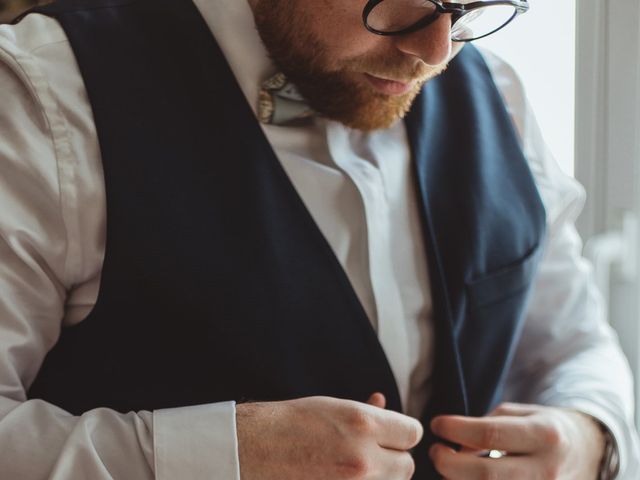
[236,393,423,480]
[429,402,606,480]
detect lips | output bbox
[363,73,417,96]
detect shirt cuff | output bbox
[153,401,240,480]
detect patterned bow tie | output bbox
[258,72,315,126]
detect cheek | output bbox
[308,1,378,62]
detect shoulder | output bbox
[0,12,69,64]
[0,12,77,124]
[0,11,95,148]
[474,46,586,229]
[0,13,73,213]
[0,12,105,290]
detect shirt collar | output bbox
[192,0,276,117]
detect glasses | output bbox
[362,0,529,42]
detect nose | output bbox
[391,14,453,66]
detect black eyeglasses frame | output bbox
[362,0,530,42]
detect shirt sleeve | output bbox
[480,48,640,479]
[0,15,240,480]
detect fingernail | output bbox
[430,417,440,433]
[428,444,438,458]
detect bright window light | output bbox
[475,0,576,176]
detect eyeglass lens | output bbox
[366,0,519,41]
[367,0,438,33]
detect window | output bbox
[572,0,640,427]
[475,0,577,175]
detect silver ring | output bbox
[488,450,506,459]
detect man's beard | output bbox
[253,1,447,131]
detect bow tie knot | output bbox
[258,72,315,126]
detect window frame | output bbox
[575,0,640,427]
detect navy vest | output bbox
[17,0,546,477]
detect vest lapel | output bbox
[404,45,546,479]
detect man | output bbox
[0,0,637,478]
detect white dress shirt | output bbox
[0,0,638,478]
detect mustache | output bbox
[340,53,447,83]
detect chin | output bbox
[328,86,423,132]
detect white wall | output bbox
[475,0,576,175]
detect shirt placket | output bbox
[326,123,413,412]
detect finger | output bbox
[370,447,416,480]
[459,445,483,454]
[430,415,545,453]
[371,408,424,451]
[367,392,387,409]
[429,443,536,480]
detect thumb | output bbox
[366,392,386,409]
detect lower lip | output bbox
[363,73,416,96]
